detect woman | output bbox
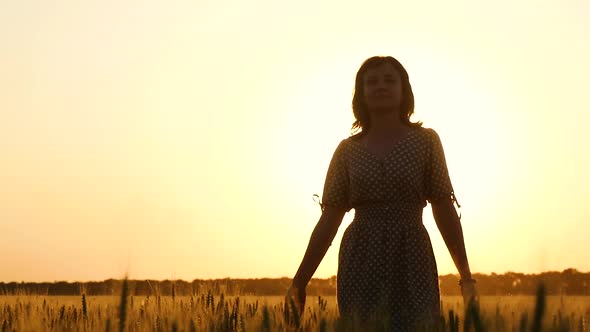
[286,56,477,330]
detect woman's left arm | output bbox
[431,197,472,280]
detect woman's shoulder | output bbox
[324,133,363,159]
[415,126,441,141]
[327,136,356,157]
[345,132,364,143]
[404,126,444,151]
[329,132,362,149]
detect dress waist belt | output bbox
[353,203,423,222]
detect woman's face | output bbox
[362,63,403,113]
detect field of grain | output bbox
[1,291,589,331]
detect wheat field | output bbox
[1,290,589,331]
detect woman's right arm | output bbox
[291,206,347,289]
[289,138,349,308]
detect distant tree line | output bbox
[1,269,588,296]
[439,268,589,295]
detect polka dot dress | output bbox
[321,127,455,330]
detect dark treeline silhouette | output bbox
[1,269,588,296]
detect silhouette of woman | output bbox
[286,56,477,330]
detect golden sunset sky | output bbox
[1,0,589,282]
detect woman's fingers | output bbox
[285,285,306,318]
[461,283,478,308]
[297,293,306,316]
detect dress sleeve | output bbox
[321,140,351,211]
[425,129,454,203]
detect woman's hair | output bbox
[351,56,423,133]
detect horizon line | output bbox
[1,268,586,284]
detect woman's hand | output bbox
[460,279,478,308]
[284,284,306,318]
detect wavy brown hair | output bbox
[351,56,423,133]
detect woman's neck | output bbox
[367,110,407,136]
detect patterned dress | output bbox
[321,127,455,330]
